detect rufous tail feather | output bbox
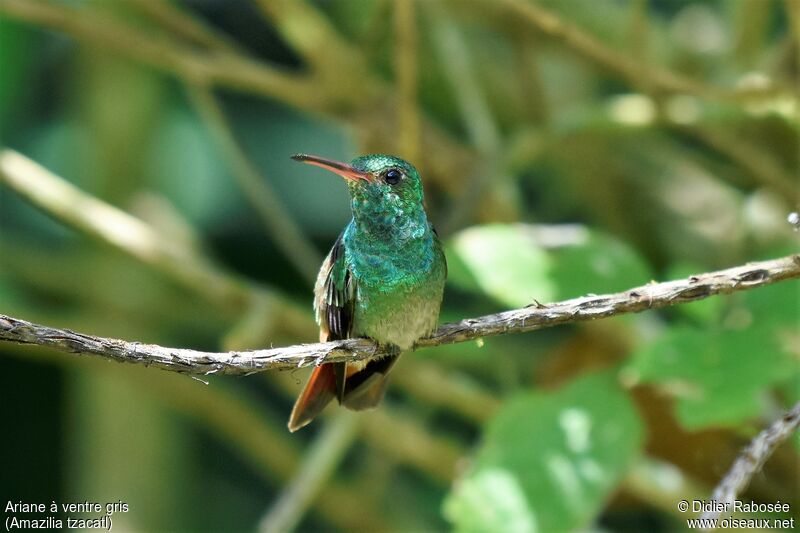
[288,363,340,432]
[288,355,400,431]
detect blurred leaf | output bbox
[447,224,554,307]
[144,109,234,226]
[742,278,800,449]
[627,324,795,429]
[737,278,800,330]
[620,274,798,430]
[446,224,651,308]
[443,370,643,532]
[547,230,651,299]
[0,16,35,134]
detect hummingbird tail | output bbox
[288,362,343,432]
[341,354,400,410]
[287,355,401,431]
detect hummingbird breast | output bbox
[345,226,446,350]
[352,276,445,350]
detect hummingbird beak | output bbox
[291,154,373,183]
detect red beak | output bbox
[291,154,373,183]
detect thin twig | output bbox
[394,0,420,162]
[700,401,800,524]
[0,148,313,339]
[426,2,511,233]
[258,412,361,533]
[494,0,789,102]
[2,254,798,374]
[0,0,317,108]
[682,126,798,201]
[253,0,367,79]
[186,84,322,285]
[126,0,241,54]
[0,148,246,308]
[0,0,477,195]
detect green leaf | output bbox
[627,277,799,429]
[447,225,555,307]
[737,279,799,330]
[443,371,644,532]
[547,231,651,299]
[446,225,651,308]
[626,325,795,429]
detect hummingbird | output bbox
[288,153,447,432]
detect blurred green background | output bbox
[0,0,798,531]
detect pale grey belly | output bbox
[352,284,444,351]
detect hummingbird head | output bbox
[292,153,428,239]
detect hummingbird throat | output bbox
[348,185,428,244]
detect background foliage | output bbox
[0,0,798,531]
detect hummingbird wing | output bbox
[316,230,355,346]
[341,354,399,410]
[288,230,354,432]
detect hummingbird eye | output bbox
[384,168,402,185]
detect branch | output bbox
[0,148,248,308]
[700,401,800,525]
[0,148,314,341]
[2,254,798,374]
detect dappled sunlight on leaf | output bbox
[444,371,644,532]
[447,224,651,306]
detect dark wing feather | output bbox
[316,229,355,345]
[314,229,398,410]
[288,230,355,431]
[289,224,406,430]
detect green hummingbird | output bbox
[288,153,447,432]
